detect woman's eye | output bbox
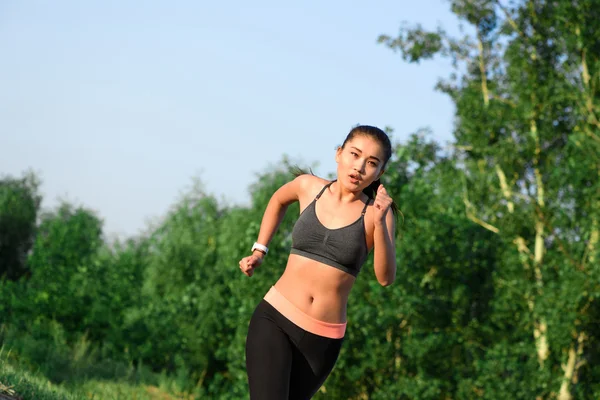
[350,152,358,157]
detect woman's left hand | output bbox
[373,184,393,225]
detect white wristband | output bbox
[252,242,268,255]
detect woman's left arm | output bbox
[372,185,397,286]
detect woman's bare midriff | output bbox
[273,253,356,324]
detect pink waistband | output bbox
[264,286,346,339]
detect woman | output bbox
[239,125,398,399]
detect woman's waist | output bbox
[263,286,347,338]
[275,260,354,323]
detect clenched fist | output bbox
[239,253,264,277]
[373,184,394,225]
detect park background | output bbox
[1,0,599,399]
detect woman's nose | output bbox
[354,162,366,173]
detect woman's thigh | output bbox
[245,301,295,399]
[288,331,344,399]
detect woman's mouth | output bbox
[349,174,361,184]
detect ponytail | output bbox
[363,178,403,224]
[289,165,315,177]
[362,178,381,200]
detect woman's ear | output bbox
[335,146,342,163]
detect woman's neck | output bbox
[329,181,365,204]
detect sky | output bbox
[1,0,462,238]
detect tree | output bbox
[0,171,41,280]
[379,0,600,398]
[27,202,104,335]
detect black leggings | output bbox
[245,300,344,400]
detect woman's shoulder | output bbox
[293,173,329,186]
[291,174,331,198]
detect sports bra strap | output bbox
[361,199,370,216]
[315,180,336,200]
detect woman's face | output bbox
[335,135,385,192]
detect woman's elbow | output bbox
[374,258,396,286]
[377,271,396,287]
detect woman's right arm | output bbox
[255,174,314,249]
[239,174,314,276]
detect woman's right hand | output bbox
[239,253,264,277]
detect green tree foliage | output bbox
[0,171,41,280]
[379,0,600,398]
[26,202,104,335]
[122,181,230,390]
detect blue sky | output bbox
[1,1,461,238]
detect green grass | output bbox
[0,320,203,400]
[0,350,194,400]
[0,356,83,400]
[0,319,204,400]
[76,380,193,400]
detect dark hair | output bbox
[341,125,401,220]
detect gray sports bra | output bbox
[290,181,370,277]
